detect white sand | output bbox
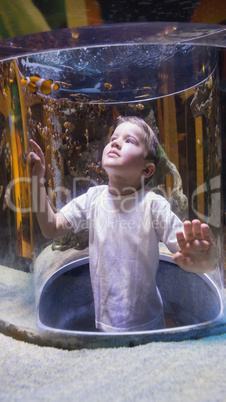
[0,263,226,401]
[0,332,226,401]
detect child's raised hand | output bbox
[27,139,45,179]
[173,219,217,273]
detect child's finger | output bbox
[29,140,43,158]
[29,139,45,164]
[183,220,195,242]
[176,231,187,249]
[27,151,35,165]
[201,223,212,242]
[192,219,203,240]
[29,152,41,163]
[29,139,39,151]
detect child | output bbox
[28,116,217,332]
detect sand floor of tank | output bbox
[0,329,225,401]
[0,263,226,401]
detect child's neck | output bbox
[107,176,142,196]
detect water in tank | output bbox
[0,23,225,348]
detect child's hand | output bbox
[27,139,45,179]
[173,220,217,273]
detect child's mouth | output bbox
[107,150,119,157]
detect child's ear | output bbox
[142,163,155,178]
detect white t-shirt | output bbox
[61,185,183,332]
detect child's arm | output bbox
[28,139,72,238]
[173,220,217,273]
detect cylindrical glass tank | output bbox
[0,23,225,348]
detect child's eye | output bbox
[126,138,135,144]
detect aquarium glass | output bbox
[0,23,225,346]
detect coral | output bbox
[150,153,188,221]
[52,230,89,251]
[190,73,221,234]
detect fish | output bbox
[72,32,79,39]
[135,103,144,110]
[63,121,75,130]
[134,94,150,99]
[84,129,89,148]
[21,75,59,95]
[104,83,112,90]
[90,162,103,174]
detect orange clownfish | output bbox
[21,75,59,95]
[104,82,112,90]
[135,103,144,110]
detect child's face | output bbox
[102,122,148,183]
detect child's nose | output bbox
[111,139,121,149]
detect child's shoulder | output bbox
[143,188,169,205]
[86,184,108,198]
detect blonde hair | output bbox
[114,116,159,163]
